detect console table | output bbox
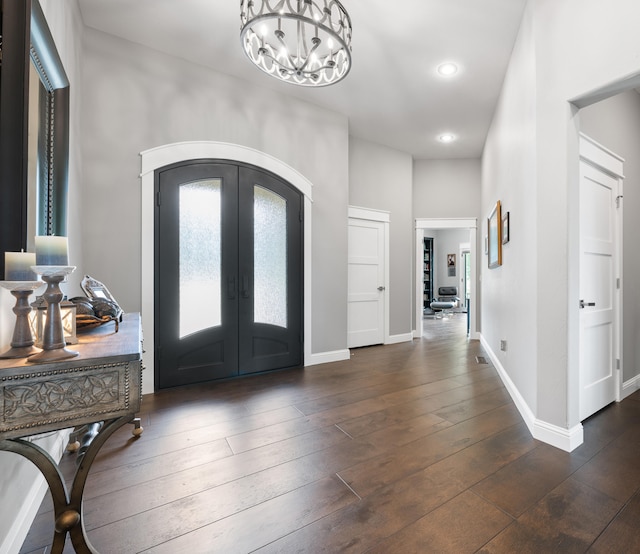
[0,313,143,554]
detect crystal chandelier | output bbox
[240,0,352,87]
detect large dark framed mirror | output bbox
[0,0,69,277]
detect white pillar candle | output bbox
[35,236,69,266]
[5,251,37,281]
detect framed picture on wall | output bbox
[447,253,456,277]
[488,200,502,269]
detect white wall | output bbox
[482,0,640,443]
[580,90,640,386]
[413,159,481,219]
[80,29,350,356]
[481,2,538,417]
[0,3,84,552]
[348,137,413,338]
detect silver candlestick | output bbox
[28,266,79,363]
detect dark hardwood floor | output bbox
[21,314,640,553]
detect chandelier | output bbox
[240,0,352,87]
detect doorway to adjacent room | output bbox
[414,218,478,339]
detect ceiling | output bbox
[77,0,527,160]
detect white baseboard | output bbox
[386,333,413,345]
[1,429,71,554]
[622,373,640,400]
[306,349,350,366]
[533,418,584,452]
[479,334,583,452]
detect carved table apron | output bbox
[0,313,143,554]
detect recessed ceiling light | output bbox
[439,133,456,143]
[437,63,458,76]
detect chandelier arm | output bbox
[297,37,322,72]
[273,31,299,72]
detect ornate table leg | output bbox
[0,415,138,554]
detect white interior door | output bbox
[579,156,621,420]
[348,217,386,348]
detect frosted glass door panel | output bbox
[254,185,287,327]
[179,179,222,338]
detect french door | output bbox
[155,161,303,389]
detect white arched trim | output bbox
[140,141,313,198]
[140,141,313,393]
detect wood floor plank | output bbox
[479,477,622,553]
[137,476,357,553]
[366,490,513,554]
[84,436,233,499]
[80,425,353,530]
[571,423,640,503]
[472,443,590,517]
[338,403,523,498]
[589,490,640,553]
[256,422,535,553]
[85,462,354,552]
[335,380,504,439]
[91,405,305,471]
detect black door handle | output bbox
[579,299,596,309]
[228,276,236,299]
[241,275,250,298]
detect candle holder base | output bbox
[0,345,41,359]
[28,346,79,363]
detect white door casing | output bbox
[140,141,314,393]
[414,219,478,339]
[347,207,389,348]
[578,135,623,421]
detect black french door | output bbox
[155,161,303,389]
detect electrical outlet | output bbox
[500,340,507,352]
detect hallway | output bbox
[22,315,640,552]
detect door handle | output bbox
[228,276,236,299]
[241,275,250,298]
[378,286,385,291]
[579,299,596,309]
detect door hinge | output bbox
[616,358,621,370]
[617,278,621,290]
[156,191,161,207]
[616,195,623,208]
[299,210,303,222]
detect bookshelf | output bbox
[423,237,434,311]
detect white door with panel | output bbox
[348,217,387,348]
[579,139,623,421]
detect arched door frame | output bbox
[140,141,313,393]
